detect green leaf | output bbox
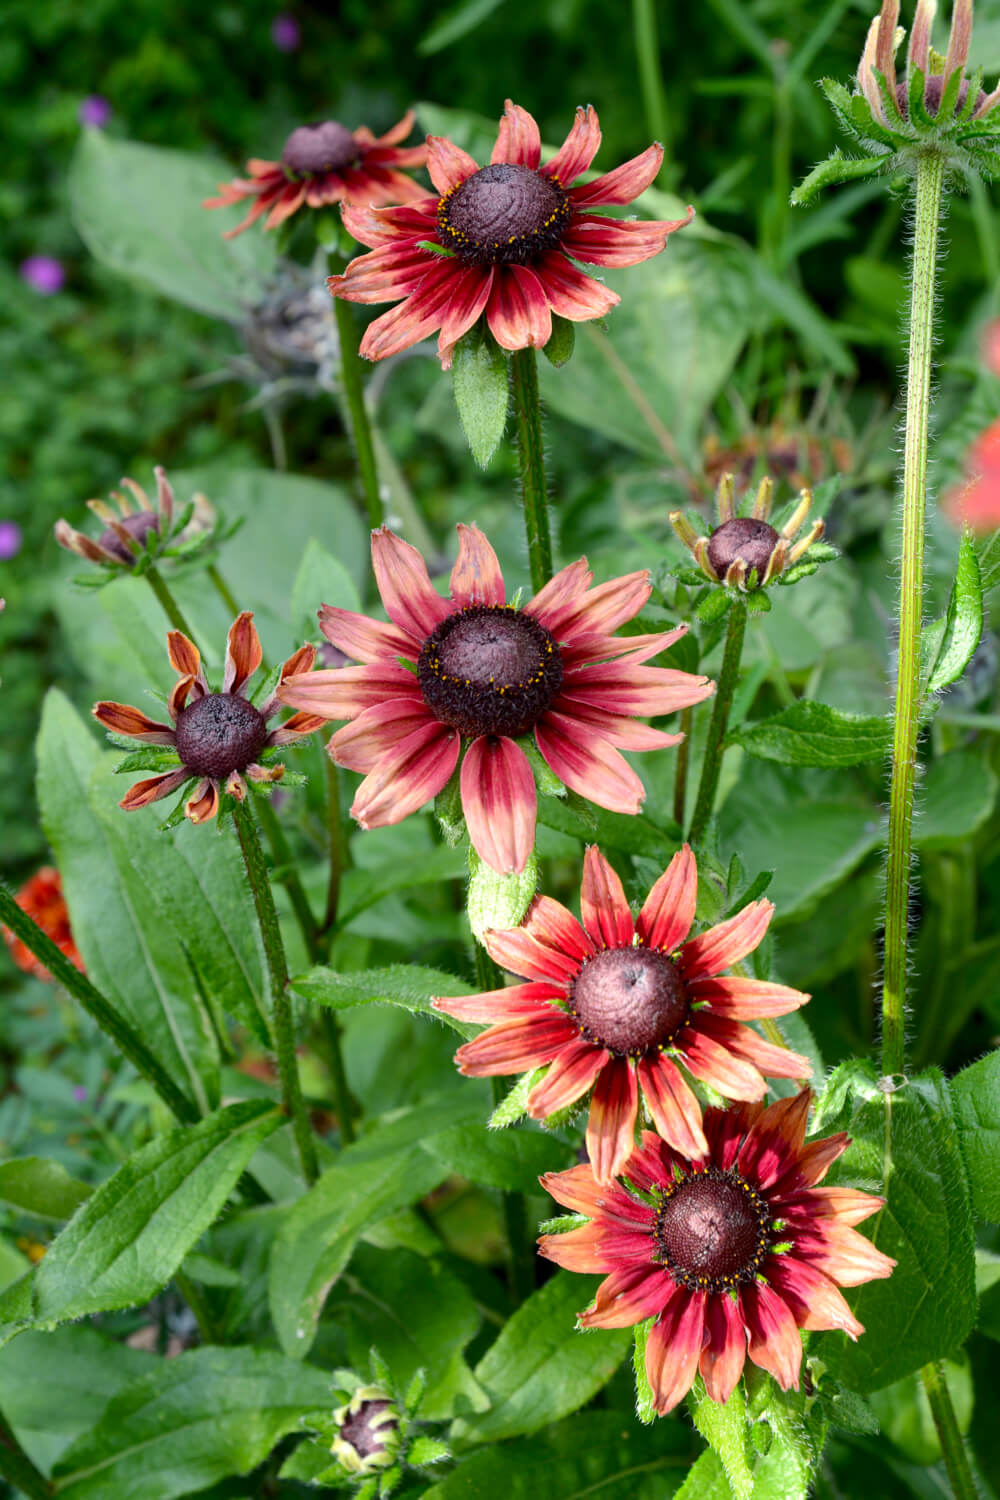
[69,131,275,322]
[814,1069,976,1391]
[451,1272,631,1445]
[451,324,510,468]
[292,963,477,1038]
[0,1158,92,1223]
[51,1346,331,1499]
[689,1375,753,1500]
[488,1066,545,1128]
[915,747,997,849]
[337,843,468,926]
[424,1120,575,1191]
[951,1052,1000,1222]
[538,795,675,857]
[409,1436,452,1466]
[417,0,503,53]
[744,253,854,376]
[542,315,576,367]
[632,1319,657,1425]
[790,150,886,206]
[673,1448,731,1500]
[289,537,361,641]
[729,700,888,767]
[269,1098,482,1356]
[928,535,984,694]
[31,1101,281,1329]
[975,530,1000,594]
[38,691,220,1116]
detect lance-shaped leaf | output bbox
[729,700,888,767]
[927,534,984,695]
[452,323,510,468]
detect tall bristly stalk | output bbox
[510,348,553,590]
[331,264,383,529]
[688,600,748,845]
[881,150,945,1079]
[233,800,318,1184]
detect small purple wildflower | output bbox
[20,257,65,295]
[0,522,22,561]
[270,13,301,51]
[73,1085,88,1104]
[79,95,112,129]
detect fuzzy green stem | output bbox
[233,801,318,1184]
[145,565,197,639]
[920,1361,979,1500]
[319,757,356,1144]
[255,796,321,969]
[206,563,241,618]
[688,600,748,845]
[0,1405,52,1498]
[510,348,553,591]
[882,150,945,1079]
[0,883,199,1124]
[632,0,670,154]
[333,293,383,528]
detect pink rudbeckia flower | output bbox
[329,98,694,367]
[278,527,713,874]
[540,1091,895,1414]
[435,844,811,1180]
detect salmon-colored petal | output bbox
[461,734,537,874]
[358,266,460,361]
[330,699,437,773]
[223,612,263,694]
[561,213,693,268]
[737,1091,813,1191]
[185,778,220,825]
[278,661,424,721]
[636,1053,707,1159]
[433,980,562,1024]
[702,1100,763,1172]
[539,1163,655,1226]
[561,623,690,668]
[679,1024,767,1102]
[437,266,495,367]
[455,1012,580,1075]
[426,135,480,194]
[554,698,684,751]
[331,242,440,301]
[580,846,634,949]
[556,571,651,645]
[483,923,578,985]
[778,1186,885,1228]
[351,166,430,206]
[527,1038,608,1117]
[695,1013,811,1082]
[486,265,553,352]
[491,99,541,169]
[535,712,645,814]
[264,182,307,230]
[636,845,697,953]
[742,1280,802,1389]
[700,1290,747,1405]
[351,721,461,829]
[371,527,451,640]
[449,523,506,608]
[340,200,439,250]
[587,1057,639,1183]
[626,1129,691,1192]
[772,1135,850,1196]
[167,631,201,679]
[765,1257,864,1338]
[538,1219,652,1273]
[318,606,420,664]
[266,711,326,745]
[371,109,418,147]
[561,660,715,717]
[92,701,175,745]
[690,975,810,1020]
[119,767,190,811]
[543,104,602,185]
[680,901,775,981]
[534,251,619,321]
[168,676,194,722]
[793,1224,896,1287]
[279,644,316,681]
[581,1264,674,1329]
[524,557,594,633]
[569,144,665,207]
[522,893,594,965]
[646,1288,706,1414]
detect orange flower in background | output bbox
[944,418,1000,533]
[204,113,428,238]
[3,867,84,981]
[330,99,693,367]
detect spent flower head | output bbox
[671,472,830,598]
[435,844,811,1181]
[54,467,222,584]
[539,1090,895,1414]
[93,613,325,826]
[2,867,84,982]
[277,525,714,875]
[330,98,693,368]
[795,0,1000,202]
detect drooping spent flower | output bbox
[331,1386,401,1476]
[540,1091,895,1413]
[330,98,694,367]
[2,867,84,982]
[434,845,811,1180]
[55,467,178,570]
[93,613,325,824]
[671,472,827,592]
[204,113,428,239]
[278,526,713,874]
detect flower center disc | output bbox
[174,693,269,779]
[417,605,563,739]
[339,1400,394,1461]
[707,517,779,579]
[570,946,687,1056]
[437,163,571,265]
[282,121,359,175]
[656,1169,772,1291]
[98,510,160,564]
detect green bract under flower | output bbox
[794,0,1000,203]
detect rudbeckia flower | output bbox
[204,113,428,239]
[93,613,325,824]
[329,99,693,367]
[434,844,811,1179]
[2,867,84,981]
[277,526,713,874]
[539,1091,895,1414]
